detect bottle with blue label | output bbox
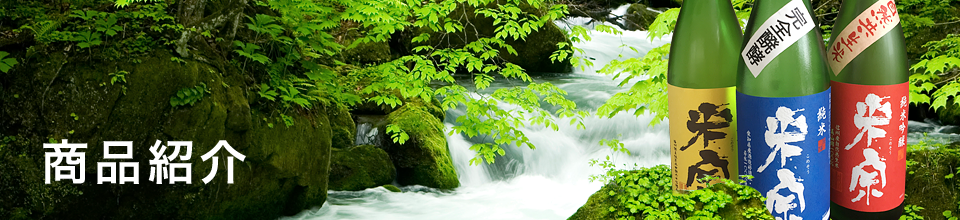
[736,0,831,219]
[667,0,742,191]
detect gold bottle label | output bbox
[668,84,737,191]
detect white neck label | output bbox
[741,0,816,78]
[828,0,901,75]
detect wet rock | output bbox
[329,145,396,191]
[384,104,460,189]
[624,4,659,31]
[0,50,333,220]
[328,105,356,149]
[382,184,402,192]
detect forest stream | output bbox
[280,6,960,220]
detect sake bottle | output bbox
[667,0,742,191]
[826,0,907,219]
[736,0,832,219]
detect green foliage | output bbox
[73,31,102,49]
[106,70,129,95]
[901,204,925,220]
[909,35,960,110]
[95,13,122,37]
[246,14,283,40]
[595,43,670,125]
[21,18,72,44]
[897,0,960,39]
[114,0,163,8]
[234,41,270,64]
[386,124,410,145]
[646,8,680,41]
[598,165,771,220]
[109,70,128,85]
[170,56,185,64]
[169,83,210,107]
[221,0,581,164]
[0,51,18,73]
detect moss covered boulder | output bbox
[329,145,396,191]
[904,145,959,218]
[384,104,460,189]
[569,165,772,220]
[0,50,333,219]
[328,105,356,149]
[624,4,659,31]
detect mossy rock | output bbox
[384,104,460,189]
[936,99,960,125]
[569,165,772,220]
[341,40,392,65]
[382,184,403,192]
[329,145,396,191]
[904,145,960,218]
[0,49,333,219]
[327,105,356,149]
[625,4,658,31]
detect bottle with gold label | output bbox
[826,0,907,219]
[667,0,741,191]
[736,0,831,219]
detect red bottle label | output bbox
[830,81,907,212]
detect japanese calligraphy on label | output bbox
[828,0,900,75]
[669,84,737,191]
[830,81,907,212]
[741,0,815,78]
[738,88,831,220]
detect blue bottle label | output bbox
[738,88,831,220]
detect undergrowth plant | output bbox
[0,51,17,73]
[601,165,772,220]
[169,83,210,108]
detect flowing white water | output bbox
[282,10,959,220]
[281,15,673,220]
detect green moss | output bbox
[625,4,658,31]
[383,184,402,192]
[385,104,460,189]
[329,145,396,191]
[341,40,392,65]
[0,48,333,219]
[904,144,960,219]
[327,105,356,149]
[569,165,772,220]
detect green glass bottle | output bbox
[736,0,832,219]
[667,0,742,192]
[826,0,906,219]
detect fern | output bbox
[233,41,270,64]
[246,14,283,39]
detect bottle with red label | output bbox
[826,0,907,219]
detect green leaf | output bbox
[0,51,17,73]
